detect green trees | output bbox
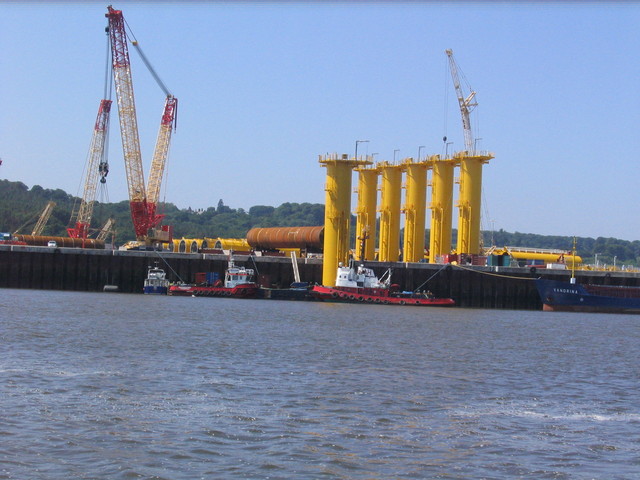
[0,179,638,264]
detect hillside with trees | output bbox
[1,179,638,266]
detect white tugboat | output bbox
[143,264,170,295]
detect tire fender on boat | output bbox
[399,300,406,305]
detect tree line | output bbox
[0,179,637,265]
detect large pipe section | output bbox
[456,152,493,255]
[246,226,323,251]
[402,157,430,263]
[428,155,456,263]
[319,153,370,286]
[354,166,379,261]
[13,235,105,249]
[377,161,403,262]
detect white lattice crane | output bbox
[445,49,477,154]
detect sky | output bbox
[2,1,640,241]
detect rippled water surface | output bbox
[1,288,640,479]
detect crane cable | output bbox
[123,17,172,97]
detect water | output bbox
[1,289,639,479]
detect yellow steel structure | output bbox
[319,154,371,286]
[489,246,583,266]
[402,157,430,263]
[456,151,493,255]
[378,161,404,262]
[428,155,457,263]
[354,164,379,261]
[32,201,56,236]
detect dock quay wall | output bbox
[3,245,640,310]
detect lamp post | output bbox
[474,138,482,154]
[417,145,425,162]
[445,142,453,158]
[355,140,369,161]
[490,219,495,246]
[393,149,400,163]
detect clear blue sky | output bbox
[2,1,639,241]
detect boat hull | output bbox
[143,285,168,295]
[535,278,640,314]
[310,285,455,306]
[168,283,258,298]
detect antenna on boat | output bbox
[357,226,369,262]
[570,237,577,284]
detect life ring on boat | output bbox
[366,297,373,303]
[382,299,389,305]
[331,292,339,298]
[358,296,365,302]
[399,300,406,305]
[374,298,381,304]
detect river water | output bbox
[1,288,639,479]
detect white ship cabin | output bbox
[224,261,255,288]
[145,266,169,287]
[335,263,390,289]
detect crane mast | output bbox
[68,99,112,239]
[31,201,56,236]
[446,49,477,154]
[146,95,177,224]
[106,5,150,240]
[96,217,116,242]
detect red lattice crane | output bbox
[68,99,112,239]
[105,5,175,244]
[147,95,177,212]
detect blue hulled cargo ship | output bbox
[535,278,640,314]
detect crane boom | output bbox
[68,99,112,239]
[106,5,149,240]
[146,95,177,223]
[32,201,56,236]
[445,49,477,154]
[96,217,116,242]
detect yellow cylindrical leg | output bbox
[319,154,371,286]
[378,162,403,262]
[354,166,379,261]
[402,158,429,263]
[456,154,492,255]
[429,156,456,263]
